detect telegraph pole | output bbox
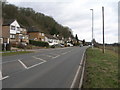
[102,6,105,53]
[90,9,94,49]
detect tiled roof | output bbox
[45,34,58,39]
[2,19,15,26]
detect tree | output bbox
[82,39,86,46]
[2,3,74,39]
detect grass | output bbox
[83,47,118,88]
[1,51,34,56]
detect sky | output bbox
[6,0,119,44]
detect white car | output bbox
[67,43,73,47]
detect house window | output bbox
[10,34,15,39]
[42,33,44,36]
[11,25,15,30]
[17,27,20,31]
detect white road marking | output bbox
[0,76,9,80]
[43,55,54,58]
[70,50,85,88]
[61,52,68,55]
[32,56,46,62]
[1,59,23,64]
[18,60,28,69]
[0,70,2,79]
[52,55,60,59]
[27,61,46,69]
[25,56,47,69]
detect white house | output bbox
[2,19,29,46]
[45,34,59,46]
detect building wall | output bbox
[28,32,45,41]
[2,26,10,43]
[2,26,10,38]
[10,20,20,34]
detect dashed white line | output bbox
[18,59,28,69]
[43,55,54,58]
[52,55,60,59]
[32,56,46,62]
[61,52,68,55]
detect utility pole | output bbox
[90,9,94,49]
[102,6,105,53]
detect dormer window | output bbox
[11,25,15,30]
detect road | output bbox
[1,46,88,88]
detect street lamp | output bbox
[90,9,94,48]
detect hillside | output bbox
[2,2,74,38]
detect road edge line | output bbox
[70,50,86,89]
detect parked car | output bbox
[80,44,83,47]
[67,43,73,47]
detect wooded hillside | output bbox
[2,2,74,38]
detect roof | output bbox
[57,36,63,40]
[2,19,15,26]
[45,34,58,40]
[28,26,40,33]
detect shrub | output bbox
[29,40,49,47]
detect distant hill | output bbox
[2,2,74,38]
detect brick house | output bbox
[28,31,45,42]
[2,19,29,46]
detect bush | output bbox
[50,45,55,48]
[29,40,49,47]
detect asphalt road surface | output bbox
[1,46,88,88]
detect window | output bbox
[17,27,20,31]
[42,33,44,36]
[11,25,15,30]
[10,34,15,39]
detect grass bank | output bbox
[1,51,34,56]
[83,48,118,88]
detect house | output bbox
[28,27,45,42]
[2,19,29,46]
[45,34,59,46]
[19,24,29,44]
[55,35,64,44]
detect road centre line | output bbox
[32,56,46,62]
[42,54,54,58]
[49,53,60,56]
[61,52,68,55]
[52,55,60,59]
[18,59,28,69]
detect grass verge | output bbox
[83,48,118,88]
[1,51,34,56]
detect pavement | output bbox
[1,46,88,88]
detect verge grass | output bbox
[1,51,33,56]
[83,48,118,88]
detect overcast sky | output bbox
[7,0,119,44]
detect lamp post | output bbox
[102,6,105,53]
[90,9,94,49]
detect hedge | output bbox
[29,40,49,47]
